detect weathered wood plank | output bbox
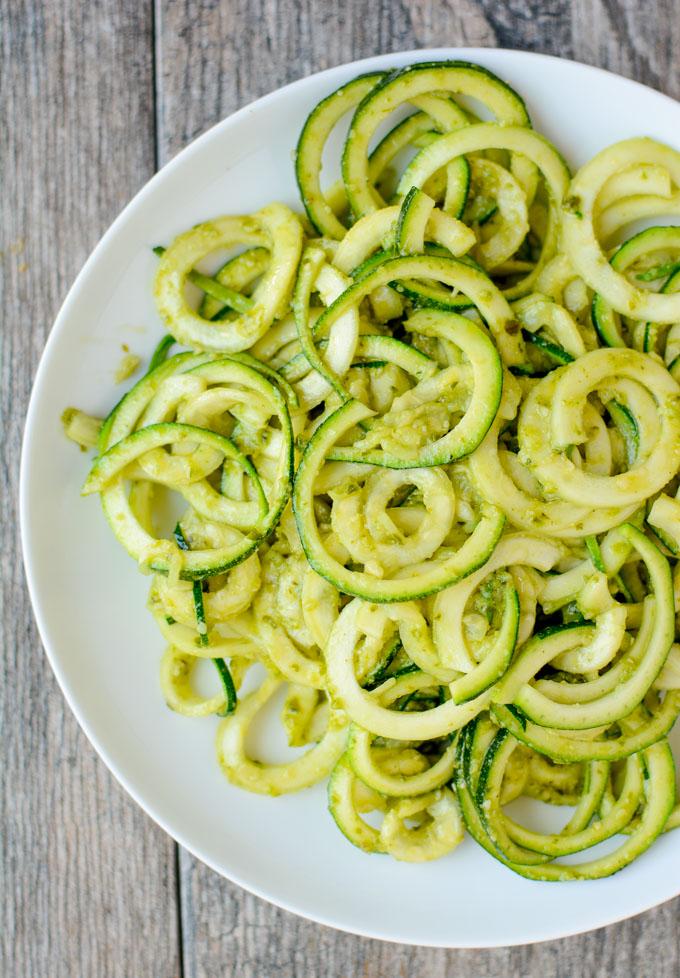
[178,855,680,978]
[9,0,680,975]
[180,853,680,978]
[154,0,501,165]
[572,0,680,101]
[0,3,180,976]
[154,2,680,974]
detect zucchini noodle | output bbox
[68,60,680,872]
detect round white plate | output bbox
[21,48,680,947]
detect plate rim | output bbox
[19,45,680,948]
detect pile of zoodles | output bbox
[66,61,680,878]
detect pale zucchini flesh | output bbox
[69,59,680,877]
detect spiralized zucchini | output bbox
[69,60,680,872]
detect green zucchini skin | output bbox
[592,225,680,347]
[88,357,294,581]
[295,72,385,238]
[343,61,532,220]
[394,187,435,255]
[71,59,680,878]
[456,718,675,880]
[293,397,505,602]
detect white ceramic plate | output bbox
[21,48,680,947]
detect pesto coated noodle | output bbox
[66,61,680,875]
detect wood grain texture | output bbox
[6,1,680,975]
[155,2,680,974]
[572,0,680,102]
[0,3,180,977]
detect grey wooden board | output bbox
[1,3,181,978]
[3,0,680,976]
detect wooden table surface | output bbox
[3,1,680,975]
